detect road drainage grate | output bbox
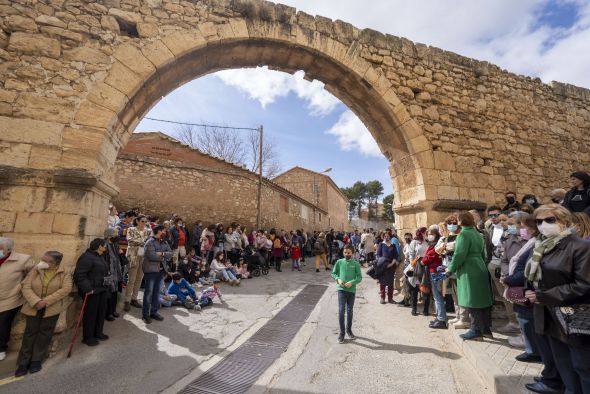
[179,284,328,394]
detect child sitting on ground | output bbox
[168,272,201,310]
[159,274,178,307]
[199,279,224,307]
[291,241,302,271]
[237,259,250,279]
[178,254,201,285]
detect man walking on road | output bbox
[332,244,362,344]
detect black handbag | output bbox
[554,304,590,336]
[366,266,378,279]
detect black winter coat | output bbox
[74,249,109,296]
[533,235,590,349]
[563,187,590,214]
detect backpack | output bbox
[314,240,323,252]
[273,237,282,249]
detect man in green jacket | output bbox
[331,244,362,344]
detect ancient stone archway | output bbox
[1,0,589,264]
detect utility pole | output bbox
[256,125,263,230]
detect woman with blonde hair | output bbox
[524,204,590,394]
[572,212,590,240]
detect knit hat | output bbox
[571,171,590,187]
[104,228,118,238]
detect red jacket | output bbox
[291,246,301,260]
[422,245,442,273]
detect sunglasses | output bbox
[488,214,500,218]
[535,217,557,225]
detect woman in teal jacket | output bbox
[445,212,493,340]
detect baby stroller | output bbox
[357,244,366,266]
[242,246,269,277]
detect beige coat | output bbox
[0,252,34,312]
[21,264,73,317]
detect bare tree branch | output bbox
[175,124,248,165]
[247,131,282,178]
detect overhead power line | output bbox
[144,116,259,131]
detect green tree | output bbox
[365,180,384,220]
[341,182,368,219]
[382,193,395,222]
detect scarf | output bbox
[525,228,574,286]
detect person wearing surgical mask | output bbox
[15,251,72,377]
[521,194,540,209]
[524,204,590,394]
[494,212,527,335]
[0,237,35,363]
[436,215,469,328]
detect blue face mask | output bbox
[507,225,519,235]
[447,224,458,232]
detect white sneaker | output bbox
[0,351,6,361]
[453,321,470,329]
[497,322,521,334]
[508,334,526,349]
[194,305,202,311]
[448,318,459,324]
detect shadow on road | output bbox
[350,336,462,360]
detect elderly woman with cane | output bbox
[15,251,72,377]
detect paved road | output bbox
[0,263,489,394]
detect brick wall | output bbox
[112,134,326,232]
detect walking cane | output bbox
[67,292,90,358]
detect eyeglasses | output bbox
[535,217,557,225]
[140,220,148,223]
[488,214,500,218]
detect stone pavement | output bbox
[449,316,542,394]
[0,263,540,394]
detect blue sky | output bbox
[135,0,590,200]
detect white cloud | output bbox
[273,0,590,89]
[326,110,381,157]
[216,67,340,116]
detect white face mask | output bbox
[0,250,4,259]
[37,261,50,271]
[427,235,435,242]
[538,222,562,237]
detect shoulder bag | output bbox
[554,304,590,336]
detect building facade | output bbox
[273,167,350,231]
[113,133,327,231]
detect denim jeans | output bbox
[430,273,447,322]
[516,315,538,355]
[143,272,163,318]
[338,290,355,334]
[218,268,236,281]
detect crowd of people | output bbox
[365,173,589,394]
[0,171,589,393]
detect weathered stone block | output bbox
[113,43,156,77]
[53,213,85,236]
[63,46,110,64]
[15,212,55,234]
[104,61,143,97]
[14,94,74,123]
[0,116,65,146]
[74,101,116,129]
[433,151,456,171]
[0,142,31,167]
[8,32,61,58]
[140,40,174,69]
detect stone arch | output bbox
[77,20,438,234]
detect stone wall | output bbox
[113,134,326,232]
[0,0,589,267]
[273,167,350,231]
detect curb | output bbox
[448,324,522,394]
